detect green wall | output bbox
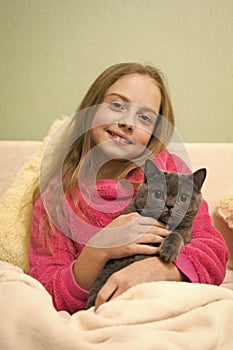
[0,0,232,142]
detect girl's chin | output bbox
[96,143,146,162]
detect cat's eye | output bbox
[178,193,189,203]
[154,190,164,200]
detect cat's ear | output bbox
[193,168,207,191]
[144,159,162,183]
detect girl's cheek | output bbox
[92,104,121,128]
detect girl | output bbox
[29,63,229,314]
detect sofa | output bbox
[0,138,233,266]
[0,131,233,349]
[1,140,232,232]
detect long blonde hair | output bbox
[34,63,174,201]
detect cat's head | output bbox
[139,159,206,230]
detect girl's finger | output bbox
[95,280,117,310]
[153,220,167,229]
[137,233,166,244]
[149,226,171,237]
[136,226,170,239]
[136,216,167,229]
[130,243,160,255]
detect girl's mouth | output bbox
[107,130,133,145]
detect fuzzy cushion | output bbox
[0,118,66,273]
[217,196,233,229]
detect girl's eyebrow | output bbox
[106,92,130,103]
[105,93,159,116]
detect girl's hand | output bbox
[88,212,170,259]
[95,256,187,310]
[73,213,169,291]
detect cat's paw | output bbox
[159,243,179,263]
[159,233,183,263]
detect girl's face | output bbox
[90,73,161,161]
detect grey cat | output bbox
[86,159,206,309]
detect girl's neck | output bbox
[96,159,131,180]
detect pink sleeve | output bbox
[29,197,89,314]
[156,150,229,284]
[175,200,229,284]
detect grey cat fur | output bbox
[86,159,206,309]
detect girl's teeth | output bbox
[115,135,129,144]
[109,131,131,144]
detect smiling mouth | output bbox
[107,130,133,144]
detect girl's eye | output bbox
[154,190,164,200]
[110,102,124,111]
[139,114,153,124]
[178,193,189,203]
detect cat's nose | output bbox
[166,205,173,211]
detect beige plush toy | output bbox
[217,195,233,272]
[218,195,233,229]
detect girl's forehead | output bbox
[105,74,161,114]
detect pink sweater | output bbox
[29,150,229,314]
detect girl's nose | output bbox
[118,113,135,131]
[118,120,134,131]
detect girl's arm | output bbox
[29,197,170,313]
[94,254,187,309]
[29,197,89,314]
[72,213,169,291]
[175,199,229,285]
